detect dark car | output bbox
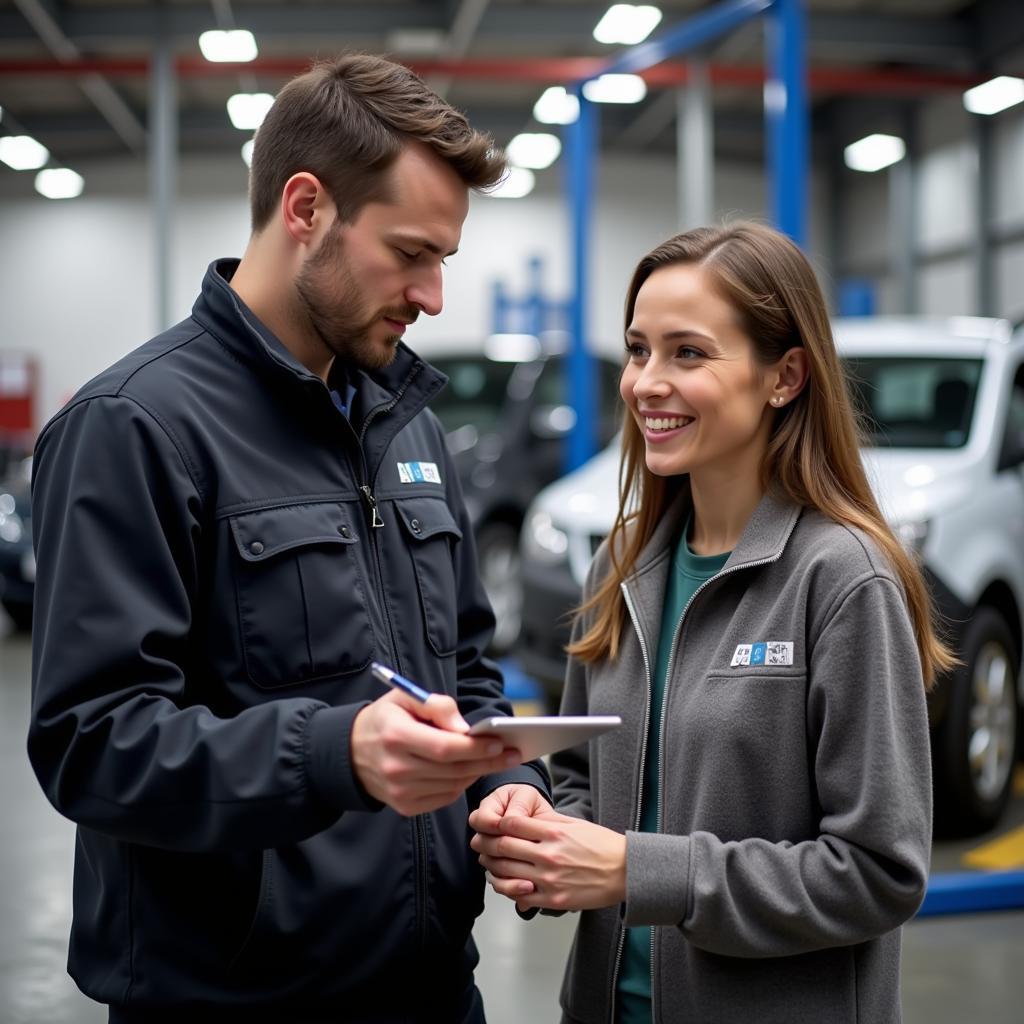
[429,340,621,653]
[0,456,34,631]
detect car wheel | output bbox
[477,521,522,655]
[1,600,32,632]
[932,606,1019,836]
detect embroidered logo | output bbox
[731,641,793,667]
[396,461,441,484]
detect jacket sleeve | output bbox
[623,573,932,957]
[28,395,374,855]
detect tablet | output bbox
[469,715,622,761]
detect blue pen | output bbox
[371,662,433,703]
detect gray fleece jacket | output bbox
[552,487,932,1024]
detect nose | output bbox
[632,358,672,401]
[405,264,444,318]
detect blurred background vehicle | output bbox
[517,316,1024,836]
[0,456,33,632]
[431,336,622,653]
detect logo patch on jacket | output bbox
[396,461,441,484]
[731,641,793,667]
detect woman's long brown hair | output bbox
[568,222,955,688]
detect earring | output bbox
[772,396,783,406]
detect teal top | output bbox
[616,526,730,1024]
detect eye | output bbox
[677,345,703,360]
[624,341,648,359]
[396,248,419,262]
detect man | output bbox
[28,54,551,1024]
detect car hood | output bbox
[861,447,977,526]
[531,442,622,534]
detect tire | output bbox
[932,606,1019,837]
[476,521,523,656]
[2,599,32,632]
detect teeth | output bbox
[645,416,692,431]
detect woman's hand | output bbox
[470,810,626,912]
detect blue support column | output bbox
[565,89,598,472]
[765,0,807,244]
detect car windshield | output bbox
[429,356,517,435]
[842,356,983,449]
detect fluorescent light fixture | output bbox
[593,4,663,45]
[34,167,84,199]
[506,133,561,170]
[386,28,446,56]
[533,86,579,125]
[963,75,1024,116]
[487,166,536,199]
[582,74,647,104]
[226,92,275,130]
[843,133,906,173]
[241,138,255,167]
[199,29,258,63]
[0,135,49,170]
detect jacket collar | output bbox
[191,258,447,441]
[632,482,803,578]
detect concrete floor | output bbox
[2,627,1022,1023]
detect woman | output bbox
[469,222,950,1023]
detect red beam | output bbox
[0,56,994,94]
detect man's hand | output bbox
[470,810,626,912]
[351,690,520,816]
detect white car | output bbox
[518,316,1024,836]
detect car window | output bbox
[429,357,517,434]
[998,364,1024,468]
[533,356,621,417]
[843,357,983,449]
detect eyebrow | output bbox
[391,234,459,258]
[625,328,715,344]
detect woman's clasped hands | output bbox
[469,786,627,913]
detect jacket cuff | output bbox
[306,703,383,812]
[473,759,552,806]
[624,831,691,927]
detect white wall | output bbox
[839,92,1024,321]
[1,151,824,431]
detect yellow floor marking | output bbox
[962,824,1024,870]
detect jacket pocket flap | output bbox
[395,497,463,542]
[229,503,358,562]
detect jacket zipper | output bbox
[636,549,787,1024]
[354,387,431,951]
[612,584,655,1024]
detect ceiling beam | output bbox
[10,0,146,155]
[0,5,982,67]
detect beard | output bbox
[294,222,419,372]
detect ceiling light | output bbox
[386,28,446,56]
[593,4,663,45]
[582,74,647,104]
[34,167,84,199]
[963,75,1024,116]
[241,138,255,167]
[843,133,906,173]
[487,167,536,199]
[0,135,50,171]
[199,29,258,63]
[506,133,562,170]
[226,93,275,130]
[533,87,579,125]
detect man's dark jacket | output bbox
[27,260,549,1021]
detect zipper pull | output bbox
[360,485,384,528]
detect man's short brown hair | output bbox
[248,53,507,231]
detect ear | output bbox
[279,172,335,247]
[768,347,809,410]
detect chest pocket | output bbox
[395,497,463,657]
[229,502,375,689]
